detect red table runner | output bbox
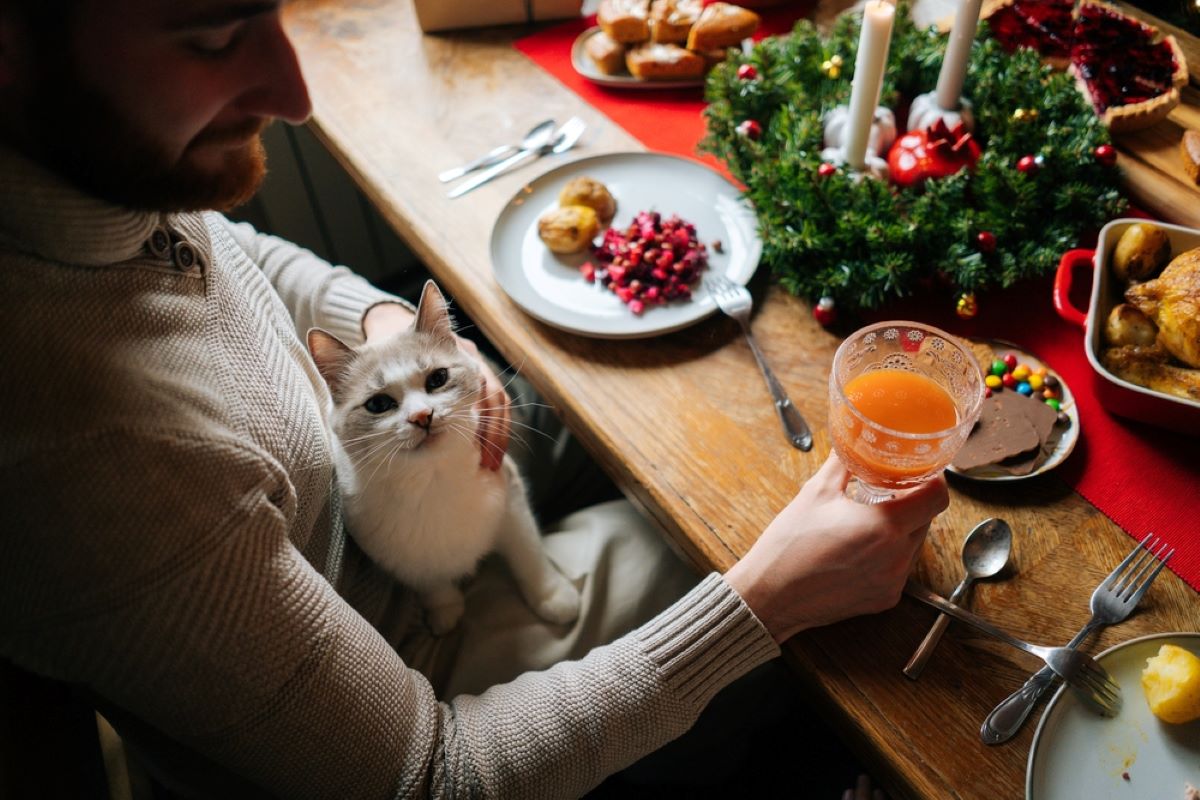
[515,15,1200,593]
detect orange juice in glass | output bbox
[829,322,984,503]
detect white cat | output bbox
[307,281,580,635]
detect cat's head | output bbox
[307,281,483,458]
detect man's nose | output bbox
[236,19,312,124]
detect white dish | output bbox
[1027,632,1200,800]
[489,152,761,339]
[570,27,708,89]
[946,341,1080,481]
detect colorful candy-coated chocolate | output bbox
[991,359,1007,376]
[985,374,1002,389]
[1017,381,1033,395]
[1045,398,1061,411]
[1012,365,1030,380]
[1028,373,1044,390]
[1044,374,1060,389]
[1042,388,1060,400]
[1002,372,1018,389]
[984,387,993,398]
[1003,353,1018,370]
[1035,366,1048,377]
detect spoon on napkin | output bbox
[904,518,1013,679]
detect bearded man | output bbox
[0,2,947,798]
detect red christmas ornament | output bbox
[813,296,837,326]
[1016,154,1039,173]
[1094,143,1117,166]
[736,119,763,140]
[817,162,837,178]
[736,63,758,80]
[976,231,997,253]
[956,292,979,319]
[886,119,981,189]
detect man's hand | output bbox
[362,302,510,471]
[725,453,949,643]
[455,337,510,471]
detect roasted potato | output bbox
[558,177,617,225]
[1112,223,1171,283]
[1141,643,1200,724]
[1104,303,1159,347]
[537,205,600,254]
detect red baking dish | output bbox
[1054,218,1200,435]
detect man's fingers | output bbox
[475,374,510,471]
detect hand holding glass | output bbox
[829,322,984,504]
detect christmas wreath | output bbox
[701,4,1126,314]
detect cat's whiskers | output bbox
[339,429,394,447]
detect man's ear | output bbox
[307,328,357,399]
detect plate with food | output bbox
[489,151,760,338]
[945,340,1079,481]
[571,1,760,88]
[1027,632,1200,800]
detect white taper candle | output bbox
[843,0,896,171]
[934,0,984,111]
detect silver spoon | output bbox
[437,118,555,183]
[448,120,561,199]
[903,518,1013,679]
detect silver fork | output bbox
[980,533,1174,744]
[905,581,1122,716]
[707,275,813,451]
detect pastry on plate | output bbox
[686,2,760,51]
[598,0,651,44]
[585,30,626,75]
[625,43,707,80]
[983,0,1188,132]
[649,0,702,44]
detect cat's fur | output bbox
[307,281,580,634]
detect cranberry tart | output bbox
[984,0,1188,132]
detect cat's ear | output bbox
[307,328,357,397]
[414,280,455,346]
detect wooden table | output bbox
[283,3,1199,798]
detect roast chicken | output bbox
[1125,246,1200,368]
[1101,345,1200,403]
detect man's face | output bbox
[1,0,312,212]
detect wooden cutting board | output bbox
[1110,2,1200,227]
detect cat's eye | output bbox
[425,368,449,392]
[363,393,398,414]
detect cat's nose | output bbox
[409,409,433,430]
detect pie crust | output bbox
[982,0,1189,132]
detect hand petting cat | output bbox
[362,300,511,470]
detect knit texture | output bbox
[0,144,779,798]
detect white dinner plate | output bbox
[489,152,761,339]
[1027,632,1200,800]
[946,340,1080,482]
[571,27,708,89]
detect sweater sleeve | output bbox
[216,216,412,346]
[0,430,778,799]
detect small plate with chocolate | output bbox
[947,340,1080,481]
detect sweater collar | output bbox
[0,142,181,267]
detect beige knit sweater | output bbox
[0,144,779,798]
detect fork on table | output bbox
[905,581,1123,717]
[979,533,1174,744]
[707,275,813,451]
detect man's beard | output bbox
[13,57,268,213]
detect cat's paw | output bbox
[530,575,581,626]
[424,596,465,636]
